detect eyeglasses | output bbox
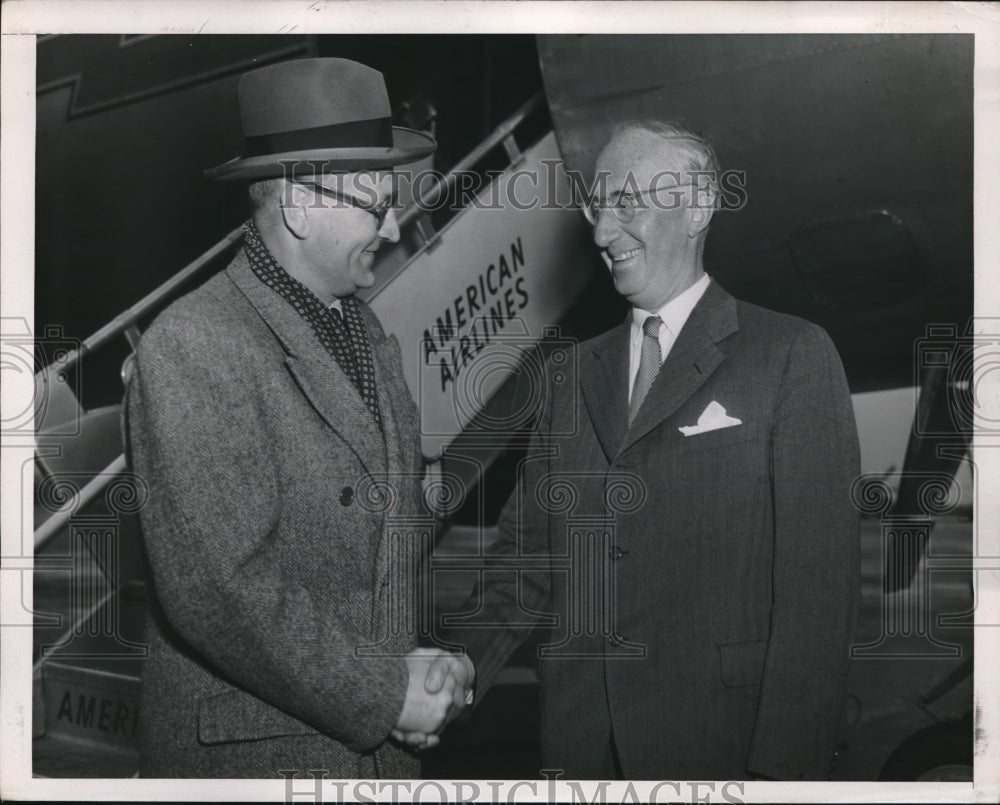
[299,182,398,228]
[582,184,692,226]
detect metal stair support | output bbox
[32,92,548,554]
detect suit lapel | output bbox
[579,320,631,463]
[619,280,739,454]
[227,255,387,477]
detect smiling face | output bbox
[592,129,708,312]
[300,170,399,301]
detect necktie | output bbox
[629,315,663,426]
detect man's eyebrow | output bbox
[610,187,635,201]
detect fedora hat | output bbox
[205,57,436,182]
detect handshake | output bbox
[392,647,476,750]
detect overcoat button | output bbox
[340,486,354,506]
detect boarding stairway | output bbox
[30,93,595,777]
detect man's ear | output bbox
[687,185,716,238]
[688,204,714,238]
[279,181,311,240]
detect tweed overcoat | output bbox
[123,250,426,778]
[455,280,861,780]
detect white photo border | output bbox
[2,1,998,802]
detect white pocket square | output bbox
[678,401,742,436]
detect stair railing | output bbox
[33,92,547,554]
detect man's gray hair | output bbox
[613,119,721,202]
[247,178,285,217]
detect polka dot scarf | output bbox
[243,221,382,430]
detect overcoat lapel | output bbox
[362,308,415,594]
[369,330,407,485]
[620,280,739,453]
[578,320,631,463]
[227,255,388,477]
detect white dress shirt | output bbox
[627,273,712,403]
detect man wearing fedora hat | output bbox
[123,57,470,778]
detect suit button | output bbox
[609,546,628,560]
[340,486,354,506]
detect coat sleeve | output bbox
[124,319,408,752]
[746,323,861,780]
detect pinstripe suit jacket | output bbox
[123,250,425,778]
[455,280,860,780]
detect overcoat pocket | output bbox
[197,689,320,745]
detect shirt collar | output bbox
[631,273,712,339]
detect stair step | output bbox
[33,732,137,778]
[33,585,147,771]
[39,660,141,753]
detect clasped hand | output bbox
[392,647,475,750]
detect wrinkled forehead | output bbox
[595,130,689,192]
